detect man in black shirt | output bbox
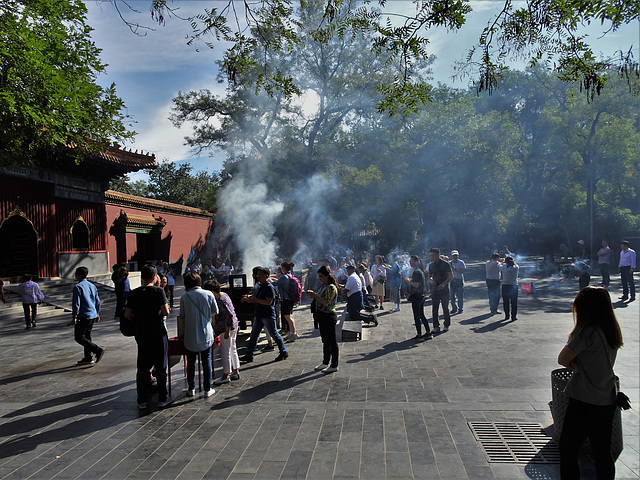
[125,265,171,410]
[427,248,453,333]
[240,266,288,362]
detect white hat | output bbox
[451,250,459,256]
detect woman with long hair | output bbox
[558,286,624,479]
[304,265,339,373]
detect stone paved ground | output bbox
[0,266,638,479]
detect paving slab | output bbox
[0,270,638,479]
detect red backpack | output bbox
[286,274,302,303]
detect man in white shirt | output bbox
[619,240,636,301]
[344,264,364,320]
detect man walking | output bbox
[619,240,636,302]
[240,267,288,362]
[449,250,465,314]
[428,248,453,333]
[125,265,172,409]
[72,266,105,365]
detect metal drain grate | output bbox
[468,422,561,464]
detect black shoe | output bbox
[421,332,433,340]
[451,309,458,314]
[25,325,31,330]
[373,318,379,327]
[274,352,289,362]
[629,297,636,302]
[31,322,36,328]
[77,358,94,365]
[412,334,422,340]
[240,354,253,363]
[95,347,106,364]
[619,296,628,300]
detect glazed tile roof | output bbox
[93,143,156,171]
[105,190,212,218]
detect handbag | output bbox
[595,328,632,410]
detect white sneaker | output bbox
[286,333,299,343]
[204,388,215,398]
[214,377,230,385]
[186,389,196,397]
[322,366,338,374]
[314,363,328,371]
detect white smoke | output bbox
[218,177,284,270]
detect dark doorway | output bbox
[0,215,39,278]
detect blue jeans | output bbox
[450,279,464,311]
[486,279,501,312]
[186,346,212,392]
[245,316,287,358]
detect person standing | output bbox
[125,265,171,409]
[72,267,105,365]
[18,273,44,329]
[203,279,241,385]
[618,240,636,302]
[370,255,386,309]
[558,286,624,479]
[404,255,432,340]
[112,264,129,319]
[449,250,465,314]
[427,248,453,333]
[343,264,364,321]
[597,240,611,287]
[387,255,403,312]
[240,267,288,362]
[500,256,519,321]
[305,265,339,373]
[271,261,299,341]
[486,253,502,314]
[179,272,217,397]
[160,262,175,308]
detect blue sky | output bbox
[84,1,638,179]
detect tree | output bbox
[0,0,134,167]
[110,0,639,112]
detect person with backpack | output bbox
[270,261,301,342]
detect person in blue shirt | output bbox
[72,266,105,365]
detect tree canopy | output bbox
[110,0,639,112]
[0,0,134,167]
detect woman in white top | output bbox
[370,255,386,309]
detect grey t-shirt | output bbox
[565,326,617,405]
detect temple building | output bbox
[0,144,213,280]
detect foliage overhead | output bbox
[0,0,135,167]
[111,0,639,111]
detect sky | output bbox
[84,1,638,180]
